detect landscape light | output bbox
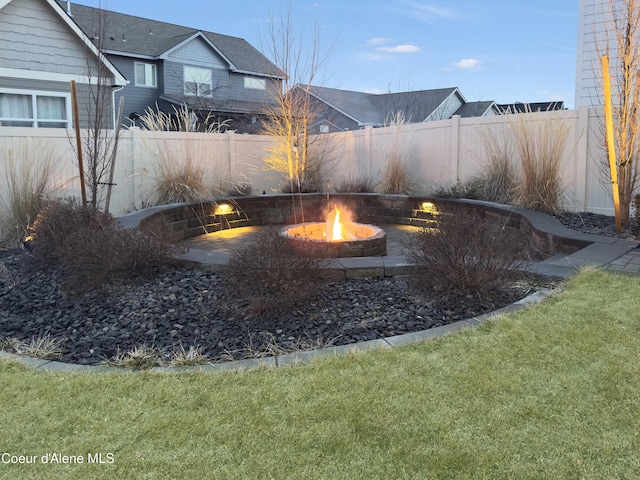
[214,203,233,215]
[420,202,438,214]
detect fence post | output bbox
[574,106,589,212]
[227,131,236,177]
[450,115,461,184]
[364,125,373,178]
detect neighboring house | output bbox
[0,0,126,128]
[295,85,497,133]
[453,101,500,117]
[497,101,566,114]
[58,2,284,133]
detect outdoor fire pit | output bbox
[280,204,387,257]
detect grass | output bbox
[0,139,58,246]
[509,108,570,214]
[378,111,415,194]
[1,268,639,479]
[139,103,229,205]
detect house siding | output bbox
[575,0,624,107]
[167,36,227,69]
[227,72,278,104]
[109,55,162,119]
[425,94,464,122]
[0,0,101,76]
[163,60,229,99]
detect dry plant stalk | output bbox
[378,111,414,194]
[0,140,58,246]
[508,108,569,214]
[476,124,519,204]
[139,103,229,205]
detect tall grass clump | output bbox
[378,111,414,194]
[509,108,570,214]
[139,103,230,205]
[476,124,519,203]
[0,140,58,247]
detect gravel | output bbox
[0,211,624,367]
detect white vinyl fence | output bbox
[0,106,612,226]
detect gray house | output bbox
[58,2,284,132]
[0,0,127,128]
[295,85,499,133]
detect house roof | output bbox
[160,94,269,116]
[305,85,462,126]
[58,2,283,78]
[453,101,498,117]
[497,101,565,114]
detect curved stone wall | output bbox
[118,194,594,256]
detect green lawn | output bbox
[1,268,639,479]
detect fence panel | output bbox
[0,106,615,230]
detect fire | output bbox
[331,205,344,240]
[324,204,355,241]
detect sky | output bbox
[71,0,579,108]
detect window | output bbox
[135,62,157,87]
[184,66,212,96]
[244,77,266,90]
[0,90,70,128]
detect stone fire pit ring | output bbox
[280,222,387,257]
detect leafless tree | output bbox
[259,7,336,196]
[596,0,640,227]
[71,4,124,211]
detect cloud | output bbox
[376,44,421,53]
[366,37,393,46]
[395,2,469,23]
[412,4,463,21]
[450,58,481,69]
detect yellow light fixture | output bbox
[420,202,438,214]
[214,203,233,215]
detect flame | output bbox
[331,205,344,240]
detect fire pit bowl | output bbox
[280,222,387,258]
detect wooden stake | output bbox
[70,80,87,208]
[601,55,622,233]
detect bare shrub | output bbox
[407,205,529,303]
[223,227,326,316]
[28,198,114,267]
[0,140,58,247]
[28,198,175,292]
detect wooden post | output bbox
[601,54,622,233]
[70,80,87,208]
